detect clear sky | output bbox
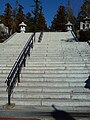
[0,0,83,26]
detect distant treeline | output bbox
[0,0,90,34]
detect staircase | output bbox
[0,32,35,105]
[0,31,90,113]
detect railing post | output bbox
[34,32,35,42]
[8,90,11,105]
[28,47,30,57]
[31,40,33,49]
[24,58,26,67]
[17,70,20,83]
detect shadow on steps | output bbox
[51,105,75,120]
[85,75,90,89]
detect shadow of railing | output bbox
[51,105,75,120]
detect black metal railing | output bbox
[38,31,43,42]
[71,30,79,42]
[5,32,35,105]
[87,40,90,46]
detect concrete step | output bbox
[0,91,7,98]
[21,70,89,74]
[18,81,85,87]
[13,92,71,99]
[12,92,90,100]
[0,73,11,77]
[24,65,90,70]
[0,64,14,67]
[21,73,89,78]
[12,98,42,106]
[20,77,87,82]
[0,82,7,87]
[14,86,89,93]
[42,99,90,107]
[26,61,90,65]
[9,98,90,107]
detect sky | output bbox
[0,0,83,26]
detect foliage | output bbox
[0,26,8,43]
[25,12,34,32]
[66,6,76,27]
[15,4,25,32]
[77,0,90,21]
[32,0,48,32]
[79,30,90,41]
[37,6,48,31]
[51,5,66,31]
[3,3,13,34]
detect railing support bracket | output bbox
[3,103,15,109]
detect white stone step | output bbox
[21,73,89,78]
[0,82,7,87]
[21,69,89,74]
[14,86,89,93]
[13,92,71,99]
[10,98,90,107]
[18,81,85,87]
[12,98,41,106]
[25,65,90,70]
[42,99,90,107]
[0,92,7,98]
[20,77,87,82]
[11,92,90,100]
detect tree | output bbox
[25,12,34,32]
[66,0,76,25]
[16,4,24,24]
[77,0,90,21]
[37,6,47,31]
[32,0,42,31]
[15,4,24,32]
[51,5,66,31]
[3,3,13,34]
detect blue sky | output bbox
[0,0,83,26]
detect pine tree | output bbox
[77,0,90,21]
[66,0,76,25]
[17,4,24,24]
[15,4,24,32]
[25,12,34,32]
[32,0,41,31]
[3,3,13,34]
[37,6,47,31]
[51,5,66,31]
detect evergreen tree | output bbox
[16,4,24,32]
[8,3,25,33]
[3,3,13,34]
[51,5,66,31]
[77,0,90,21]
[32,0,42,31]
[16,4,24,24]
[37,6,47,31]
[25,12,34,32]
[66,0,76,25]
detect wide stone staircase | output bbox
[0,31,90,115]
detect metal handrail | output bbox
[5,32,35,105]
[87,40,90,46]
[71,30,79,42]
[38,31,43,42]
